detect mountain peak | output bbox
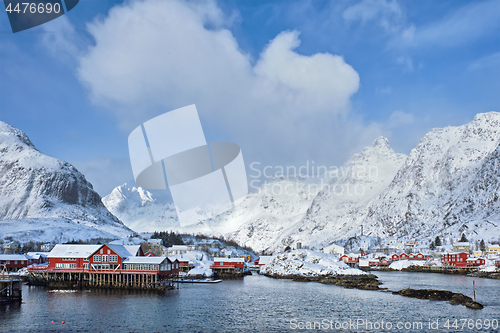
[472,111,500,123]
[0,121,35,148]
[370,136,391,149]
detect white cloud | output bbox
[343,0,406,35]
[40,16,79,62]
[344,0,499,51]
[376,86,392,95]
[466,52,500,72]
[409,0,500,49]
[76,0,371,173]
[388,110,415,128]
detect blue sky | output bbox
[0,0,499,197]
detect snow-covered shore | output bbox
[260,250,366,277]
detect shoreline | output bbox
[260,272,485,310]
[371,265,500,279]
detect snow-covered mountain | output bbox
[257,136,407,252]
[363,112,500,242]
[102,112,500,253]
[0,121,132,243]
[214,176,324,251]
[103,184,179,233]
[103,176,323,241]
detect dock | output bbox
[0,275,22,303]
[28,270,178,290]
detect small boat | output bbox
[175,279,222,284]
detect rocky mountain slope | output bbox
[261,137,407,252]
[362,112,500,242]
[0,121,132,243]
[102,112,500,253]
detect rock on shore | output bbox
[393,288,483,309]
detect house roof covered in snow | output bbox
[0,254,28,261]
[258,256,272,265]
[47,245,102,259]
[106,244,135,258]
[124,245,141,256]
[214,257,244,263]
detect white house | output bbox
[322,244,344,256]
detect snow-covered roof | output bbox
[466,257,483,261]
[107,244,134,258]
[488,244,500,249]
[26,252,49,257]
[257,256,272,265]
[123,257,167,264]
[0,254,28,261]
[454,242,470,246]
[214,257,244,263]
[47,244,102,259]
[124,245,141,256]
[25,254,40,260]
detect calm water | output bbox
[1,272,499,332]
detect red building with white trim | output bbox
[466,257,485,267]
[399,253,409,260]
[390,254,400,261]
[441,252,469,267]
[211,258,245,273]
[0,254,33,271]
[31,244,178,276]
[379,259,391,266]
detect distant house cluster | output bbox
[0,252,49,271]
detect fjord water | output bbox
[1,272,499,332]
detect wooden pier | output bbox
[28,270,177,290]
[0,275,22,303]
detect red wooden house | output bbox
[339,254,359,268]
[414,253,429,260]
[399,253,409,260]
[0,254,33,271]
[390,254,400,261]
[37,244,179,276]
[466,257,485,267]
[211,258,245,273]
[441,252,469,267]
[122,256,179,276]
[495,259,500,267]
[379,259,391,266]
[339,254,359,263]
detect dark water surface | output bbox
[1,272,499,332]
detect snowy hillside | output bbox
[363,112,500,243]
[0,122,132,243]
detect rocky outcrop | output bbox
[393,288,483,309]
